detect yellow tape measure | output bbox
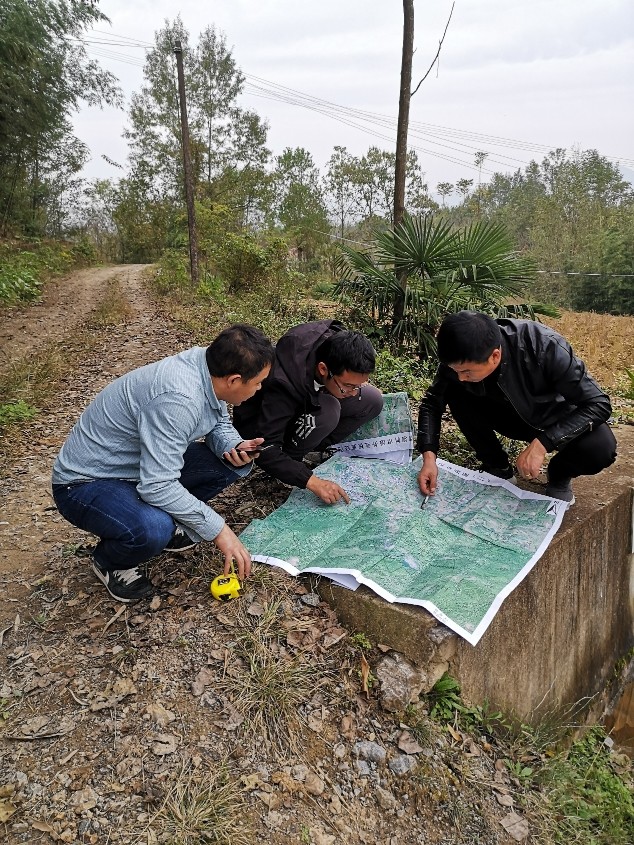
[210,560,242,601]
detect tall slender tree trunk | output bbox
[174,41,199,285]
[393,0,414,327]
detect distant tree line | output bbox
[1,9,632,315]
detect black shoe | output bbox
[164,526,198,553]
[545,477,575,504]
[92,560,154,603]
[479,462,515,481]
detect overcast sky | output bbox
[74,0,634,196]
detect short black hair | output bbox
[315,331,376,375]
[206,324,275,380]
[437,311,502,364]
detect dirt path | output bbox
[0,265,147,364]
[0,264,189,618]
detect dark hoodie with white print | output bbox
[232,320,345,487]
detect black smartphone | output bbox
[239,443,274,454]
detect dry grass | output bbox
[216,599,325,753]
[148,764,253,845]
[541,311,634,392]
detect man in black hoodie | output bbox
[233,320,383,504]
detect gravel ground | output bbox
[1,266,535,844]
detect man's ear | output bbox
[315,361,329,379]
[225,373,243,387]
[491,347,502,366]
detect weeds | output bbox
[0,399,37,427]
[424,675,634,844]
[148,764,252,845]
[372,348,432,400]
[216,599,323,752]
[0,239,93,304]
[535,727,634,844]
[350,631,372,651]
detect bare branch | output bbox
[411,2,455,98]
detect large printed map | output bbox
[240,455,567,645]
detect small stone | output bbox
[352,741,386,763]
[376,653,429,712]
[304,772,325,796]
[333,742,346,759]
[291,764,308,782]
[355,759,372,777]
[388,754,417,776]
[375,786,397,810]
[300,593,320,607]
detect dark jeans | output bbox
[53,443,239,571]
[286,384,384,459]
[447,388,617,483]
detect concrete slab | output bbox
[318,424,634,722]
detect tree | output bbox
[0,0,121,234]
[436,182,454,208]
[126,19,269,212]
[325,146,362,239]
[354,146,425,223]
[456,178,474,201]
[474,148,634,310]
[335,214,536,355]
[269,148,329,259]
[394,0,414,227]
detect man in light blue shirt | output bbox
[52,324,275,603]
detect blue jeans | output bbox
[53,443,239,571]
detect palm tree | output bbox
[334,213,537,356]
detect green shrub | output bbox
[372,349,432,400]
[0,400,38,427]
[538,727,634,844]
[154,249,191,293]
[0,240,88,304]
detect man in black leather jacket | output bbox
[417,311,617,504]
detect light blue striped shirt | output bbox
[52,347,250,540]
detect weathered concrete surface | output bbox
[318,424,634,722]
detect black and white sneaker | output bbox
[92,560,154,603]
[164,526,198,553]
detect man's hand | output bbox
[223,438,265,467]
[213,524,252,579]
[306,475,350,505]
[515,438,548,480]
[418,452,438,495]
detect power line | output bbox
[77,33,634,174]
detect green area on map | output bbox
[240,455,557,634]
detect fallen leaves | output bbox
[397,730,424,755]
[145,701,176,727]
[500,811,530,841]
[0,784,16,822]
[151,733,178,756]
[360,653,371,697]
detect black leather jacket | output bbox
[417,319,612,455]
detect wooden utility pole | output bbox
[393,0,415,328]
[394,0,414,229]
[174,41,199,285]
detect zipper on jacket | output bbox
[497,382,545,433]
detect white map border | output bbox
[250,458,568,646]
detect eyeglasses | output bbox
[328,371,364,397]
